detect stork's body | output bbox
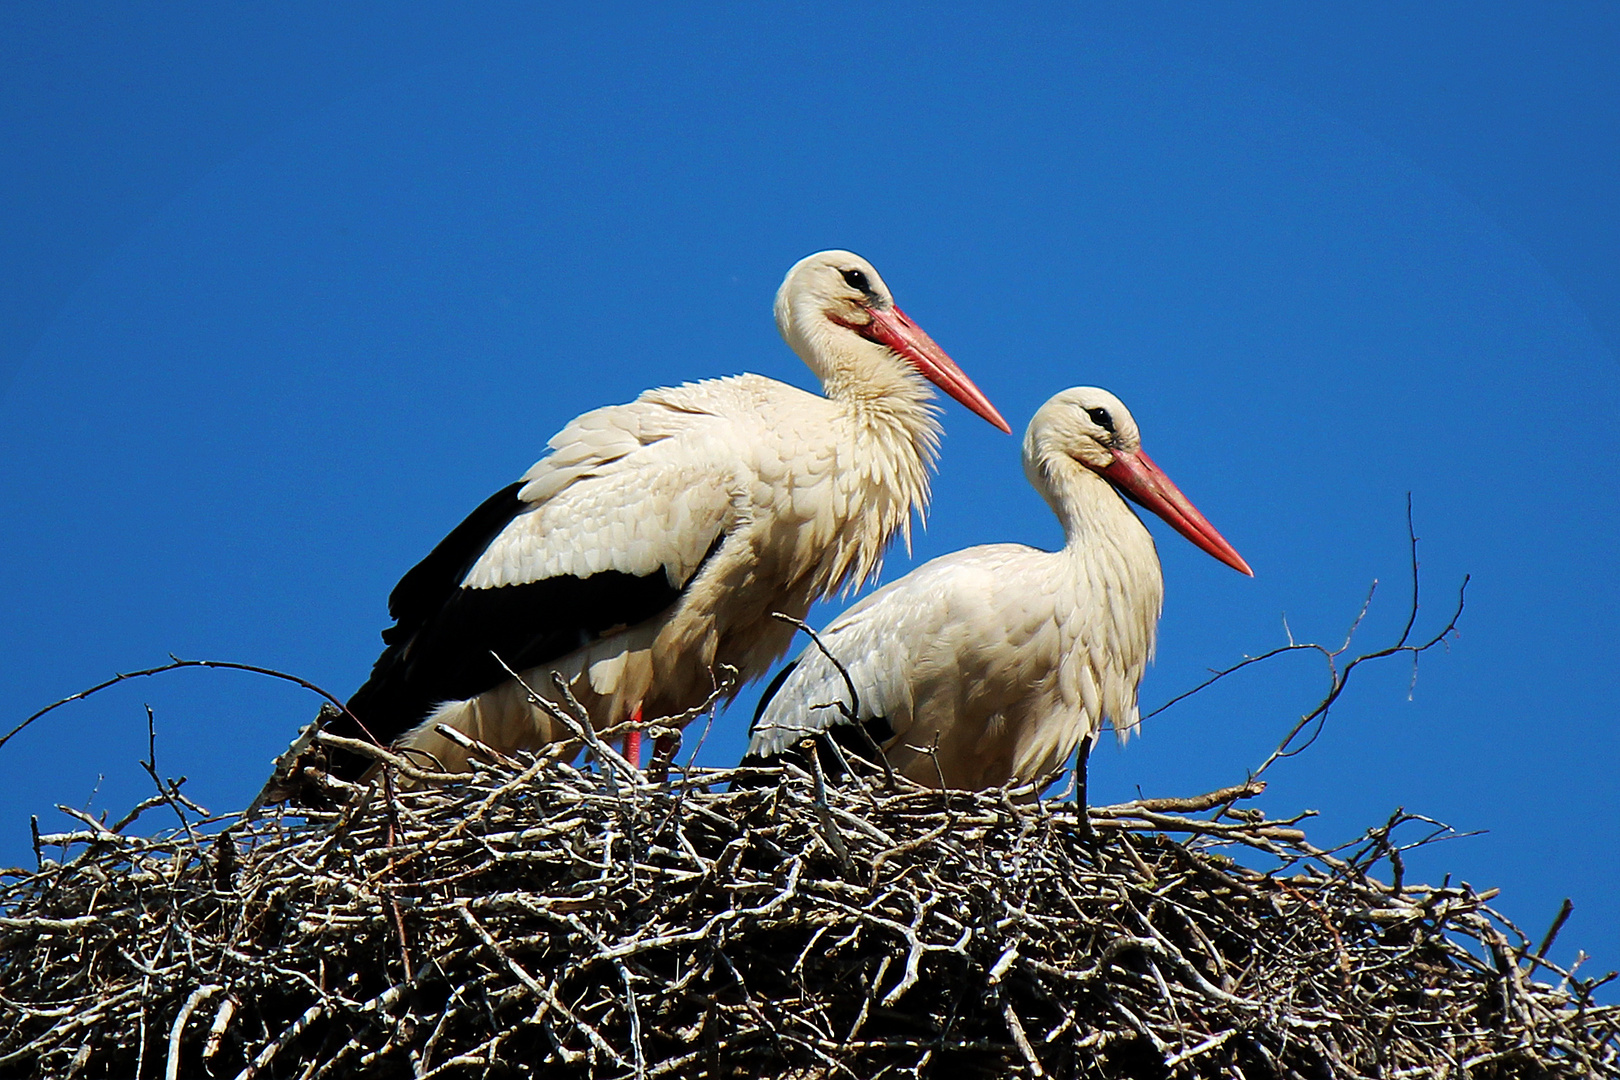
[748,387,1251,790]
[329,251,1008,777]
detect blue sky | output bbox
[2,4,1616,981]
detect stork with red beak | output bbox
[747,387,1250,796]
[326,251,1009,778]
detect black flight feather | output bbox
[733,659,895,786]
[329,482,721,779]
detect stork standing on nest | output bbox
[746,387,1251,802]
[326,250,1009,778]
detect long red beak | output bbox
[1101,449,1254,576]
[861,306,1011,433]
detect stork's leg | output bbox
[622,706,644,767]
[1074,734,1096,841]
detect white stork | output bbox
[327,250,1009,778]
[746,386,1251,794]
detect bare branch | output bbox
[0,595,1606,1078]
[772,612,898,788]
[4,657,374,754]
[1144,503,1469,784]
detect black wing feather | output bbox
[734,659,895,786]
[330,483,719,778]
[385,481,528,632]
[747,659,801,735]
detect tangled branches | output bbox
[0,720,1614,1079]
[1146,495,1470,781]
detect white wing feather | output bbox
[749,527,1159,787]
[462,384,753,592]
[749,545,1043,756]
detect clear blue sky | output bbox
[2,4,1616,981]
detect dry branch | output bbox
[0,710,1614,1079]
[1144,496,1469,786]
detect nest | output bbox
[0,715,1615,1080]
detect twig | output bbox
[138,706,201,848]
[1113,780,1266,814]
[1531,898,1576,973]
[203,994,237,1061]
[804,740,851,866]
[1251,571,1467,779]
[233,1002,326,1080]
[4,656,374,753]
[772,612,899,789]
[1143,502,1468,789]
[166,983,222,1080]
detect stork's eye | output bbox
[840,268,872,293]
[1085,407,1116,434]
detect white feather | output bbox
[751,387,1246,791]
[390,251,1007,772]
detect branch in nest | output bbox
[2,745,1611,1080]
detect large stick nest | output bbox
[0,720,1615,1080]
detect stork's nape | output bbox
[745,386,1251,807]
[320,250,1008,784]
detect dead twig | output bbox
[4,656,372,754]
[1142,500,1469,785]
[0,701,1610,1078]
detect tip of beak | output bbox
[1104,448,1254,577]
[1205,537,1250,579]
[1209,538,1254,578]
[962,397,1011,433]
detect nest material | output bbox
[0,728,1615,1080]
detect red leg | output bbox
[622,706,644,766]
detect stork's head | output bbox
[775,250,1010,433]
[1025,387,1253,576]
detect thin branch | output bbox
[771,612,898,788]
[1252,573,1468,780]
[1143,503,1469,783]
[1531,898,1576,972]
[4,657,376,754]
